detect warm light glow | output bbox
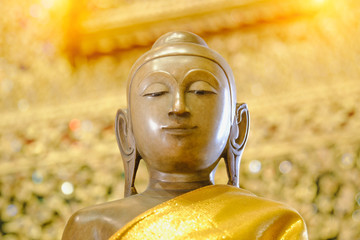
[29,4,43,19]
[313,0,327,5]
[41,0,56,9]
[1,0,360,239]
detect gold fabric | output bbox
[110,185,308,240]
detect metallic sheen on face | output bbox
[130,56,232,173]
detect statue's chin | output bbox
[142,151,220,174]
[136,131,226,173]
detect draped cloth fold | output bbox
[109,185,308,240]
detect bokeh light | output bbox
[6,205,18,217]
[61,182,74,195]
[279,161,292,174]
[352,210,360,222]
[69,119,81,131]
[32,171,44,184]
[356,193,360,206]
[248,160,262,173]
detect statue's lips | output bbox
[161,125,198,135]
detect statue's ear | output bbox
[233,103,250,150]
[224,103,250,187]
[115,109,140,197]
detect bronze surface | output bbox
[62,31,249,240]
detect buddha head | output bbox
[115,31,249,197]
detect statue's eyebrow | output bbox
[182,69,221,89]
[137,71,175,94]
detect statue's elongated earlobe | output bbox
[115,109,140,197]
[224,103,250,187]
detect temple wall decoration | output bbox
[0,0,360,239]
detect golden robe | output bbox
[110,185,308,240]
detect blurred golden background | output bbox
[1,0,360,239]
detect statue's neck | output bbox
[142,169,215,198]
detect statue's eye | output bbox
[141,83,169,97]
[188,81,217,95]
[188,90,214,95]
[143,91,168,97]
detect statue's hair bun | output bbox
[152,31,208,49]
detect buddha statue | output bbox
[62,31,308,240]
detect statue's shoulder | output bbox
[231,186,303,215]
[208,186,308,239]
[62,197,143,240]
[231,187,308,239]
[62,194,166,240]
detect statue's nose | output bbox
[168,92,190,117]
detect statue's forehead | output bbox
[131,56,228,86]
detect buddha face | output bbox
[130,56,232,173]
